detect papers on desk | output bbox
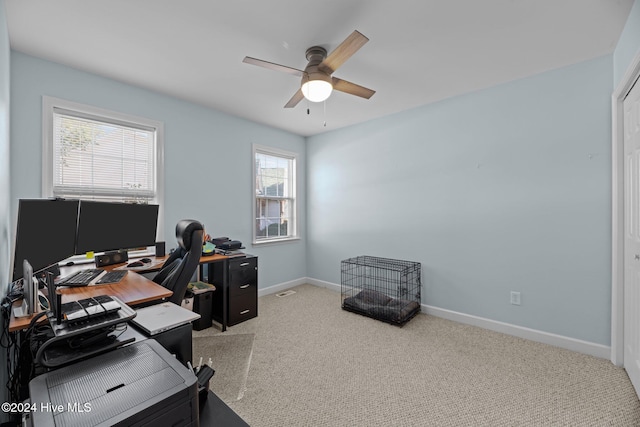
[187,281,216,294]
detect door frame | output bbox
[612,51,640,367]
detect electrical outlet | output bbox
[510,291,521,306]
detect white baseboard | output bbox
[259,277,340,297]
[422,304,611,359]
[260,278,610,359]
[305,277,341,292]
[258,277,308,297]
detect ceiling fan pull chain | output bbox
[323,100,327,127]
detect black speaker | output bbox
[95,250,129,267]
[155,241,166,257]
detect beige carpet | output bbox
[192,333,255,402]
[196,284,640,426]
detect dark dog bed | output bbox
[342,289,420,325]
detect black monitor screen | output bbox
[75,201,159,254]
[12,199,80,281]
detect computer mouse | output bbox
[141,258,152,263]
[128,261,144,267]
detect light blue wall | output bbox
[10,52,307,289]
[0,2,9,290]
[307,55,613,345]
[7,7,634,348]
[614,0,640,87]
[0,0,11,418]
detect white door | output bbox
[624,76,640,394]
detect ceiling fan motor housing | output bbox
[303,46,332,86]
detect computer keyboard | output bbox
[95,270,127,285]
[58,269,104,286]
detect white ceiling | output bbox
[4,0,635,137]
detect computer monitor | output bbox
[12,199,80,281]
[75,201,159,254]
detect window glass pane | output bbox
[52,111,155,201]
[255,199,268,237]
[255,198,291,239]
[256,153,289,198]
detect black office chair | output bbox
[153,219,204,305]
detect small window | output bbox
[42,96,164,247]
[253,145,297,244]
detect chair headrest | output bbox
[175,219,204,250]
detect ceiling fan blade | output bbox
[318,30,369,74]
[332,77,375,99]
[243,57,304,77]
[284,89,305,108]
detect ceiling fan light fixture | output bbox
[243,33,374,109]
[301,73,333,103]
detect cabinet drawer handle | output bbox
[240,284,251,289]
[239,262,250,267]
[240,309,250,315]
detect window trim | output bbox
[42,96,165,240]
[252,144,299,245]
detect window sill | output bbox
[252,236,300,246]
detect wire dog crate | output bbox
[341,256,421,326]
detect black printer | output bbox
[27,340,198,426]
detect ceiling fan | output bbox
[243,30,376,108]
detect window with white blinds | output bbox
[43,97,163,205]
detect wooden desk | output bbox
[56,272,172,305]
[130,253,229,275]
[8,266,172,332]
[199,253,228,264]
[8,253,232,333]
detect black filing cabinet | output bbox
[211,255,258,328]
